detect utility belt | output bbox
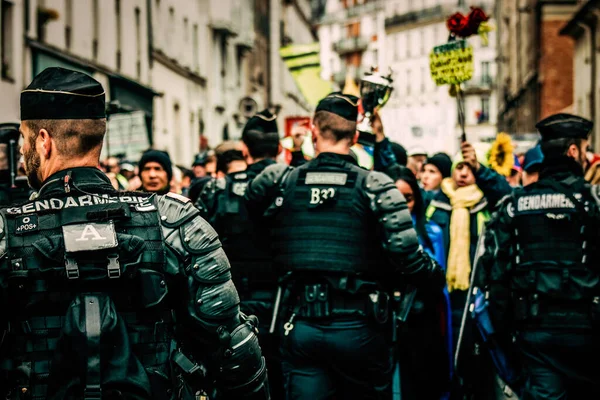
[512,293,600,330]
[293,283,389,323]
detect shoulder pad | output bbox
[156,194,200,228]
[180,215,221,254]
[365,170,395,194]
[202,177,227,192]
[260,163,291,184]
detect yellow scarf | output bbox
[441,178,484,292]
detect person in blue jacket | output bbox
[389,164,453,400]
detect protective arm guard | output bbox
[244,163,291,218]
[365,171,445,289]
[481,197,515,338]
[157,194,269,399]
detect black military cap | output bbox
[535,113,593,142]
[192,152,208,166]
[20,67,106,121]
[243,109,278,135]
[315,92,359,121]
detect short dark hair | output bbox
[313,110,356,142]
[217,149,245,173]
[25,119,106,157]
[241,129,279,159]
[540,138,583,160]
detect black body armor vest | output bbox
[509,179,600,329]
[212,172,275,295]
[269,155,381,276]
[0,192,173,399]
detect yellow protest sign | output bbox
[429,40,474,86]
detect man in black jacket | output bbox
[0,67,269,399]
[245,92,444,399]
[196,109,284,398]
[480,113,600,399]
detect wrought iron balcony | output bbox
[332,36,370,55]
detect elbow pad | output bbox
[217,316,270,399]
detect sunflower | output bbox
[489,133,514,177]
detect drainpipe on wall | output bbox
[147,0,154,69]
[590,20,596,147]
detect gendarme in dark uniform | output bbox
[195,109,283,398]
[480,113,600,399]
[245,93,444,399]
[0,67,269,399]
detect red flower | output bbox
[466,7,489,35]
[446,12,469,37]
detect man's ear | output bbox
[567,143,579,160]
[38,128,52,158]
[241,142,250,159]
[278,143,283,155]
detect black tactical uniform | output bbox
[0,67,269,400]
[196,110,282,399]
[198,158,277,309]
[480,114,600,399]
[245,93,444,400]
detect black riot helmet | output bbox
[0,123,20,186]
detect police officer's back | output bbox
[245,93,445,399]
[482,113,600,399]
[195,110,282,397]
[0,67,269,399]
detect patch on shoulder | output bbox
[166,192,191,204]
[63,222,118,252]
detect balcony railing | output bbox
[319,0,383,25]
[385,2,494,30]
[463,75,495,93]
[332,36,370,55]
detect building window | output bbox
[135,7,141,78]
[154,0,161,48]
[1,0,13,80]
[193,24,199,73]
[407,69,411,96]
[420,29,424,56]
[407,32,411,58]
[346,21,360,37]
[421,66,425,93]
[168,7,175,49]
[184,18,189,43]
[479,97,490,124]
[481,61,491,84]
[65,0,72,49]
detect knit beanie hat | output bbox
[139,150,173,183]
[425,153,452,178]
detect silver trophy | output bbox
[357,67,394,144]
